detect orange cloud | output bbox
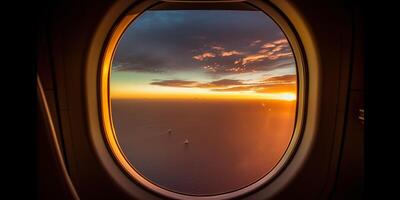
[193,52,216,61]
[225,66,248,72]
[261,39,288,48]
[273,39,288,45]
[192,38,293,74]
[221,50,243,57]
[241,39,292,65]
[261,43,276,48]
[242,54,267,65]
[263,74,296,83]
[257,49,269,54]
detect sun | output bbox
[277,93,296,101]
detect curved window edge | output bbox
[83,0,316,199]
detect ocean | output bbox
[111,98,296,195]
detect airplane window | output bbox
[107,3,298,197]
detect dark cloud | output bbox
[150,79,246,88]
[112,10,294,75]
[197,79,246,88]
[150,74,296,94]
[264,74,297,83]
[211,86,255,92]
[150,80,198,87]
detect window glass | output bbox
[110,7,297,195]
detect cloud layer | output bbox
[150,75,296,94]
[112,10,295,76]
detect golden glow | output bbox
[99,12,152,191]
[275,93,296,101]
[110,85,296,101]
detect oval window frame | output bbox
[99,1,307,199]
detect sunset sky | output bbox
[111,10,297,101]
